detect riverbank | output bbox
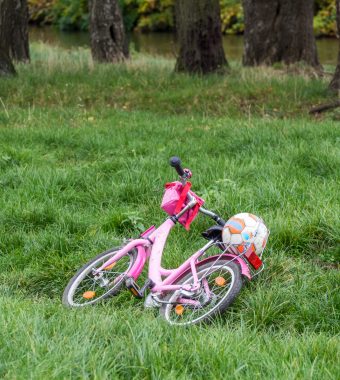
[0,43,339,379]
[29,27,339,65]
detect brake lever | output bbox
[183,168,192,179]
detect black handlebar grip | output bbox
[169,156,185,177]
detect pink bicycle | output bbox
[63,157,269,326]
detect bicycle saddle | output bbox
[201,225,223,241]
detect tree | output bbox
[0,49,16,76]
[0,0,30,63]
[175,0,227,74]
[243,0,319,67]
[330,0,340,92]
[89,0,128,63]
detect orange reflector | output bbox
[175,304,184,316]
[83,291,96,299]
[104,262,116,270]
[215,276,226,287]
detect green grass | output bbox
[0,43,339,379]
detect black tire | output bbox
[160,259,243,326]
[62,247,137,307]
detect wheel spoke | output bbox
[163,262,239,325]
[65,251,135,307]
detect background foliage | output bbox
[29,0,88,31]
[28,0,337,37]
[314,0,337,37]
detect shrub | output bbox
[133,0,174,32]
[314,0,337,37]
[28,0,55,25]
[52,0,89,31]
[220,0,244,35]
[28,0,89,31]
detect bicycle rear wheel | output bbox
[62,247,136,307]
[160,259,243,326]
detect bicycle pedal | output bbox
[125,278,155,299]
[125,277,143,299]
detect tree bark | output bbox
[0,48,16,76]
[89,0,128,63]
[243,0,319,67]
[329,0,340,92]
[0,0,30,63]
[175,0,227,74]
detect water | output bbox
[29,27,338,65]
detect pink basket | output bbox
[161,181,204,230]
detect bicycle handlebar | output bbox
[169,156,185,177]
[169,157,225,225]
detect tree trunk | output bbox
[329,0,340,92]
[175,0,227,74]
[0,48,16,76]
[89,0,128,63]
[0,0,30,63]
[243,0,319,67]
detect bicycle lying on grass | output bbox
[63,157,269,326]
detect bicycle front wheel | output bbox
[160,259,243,326]
[62,247,136,307]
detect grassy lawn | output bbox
[0,43,339,379]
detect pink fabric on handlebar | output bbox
[161,181,204,230]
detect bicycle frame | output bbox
[94,218,251,294]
